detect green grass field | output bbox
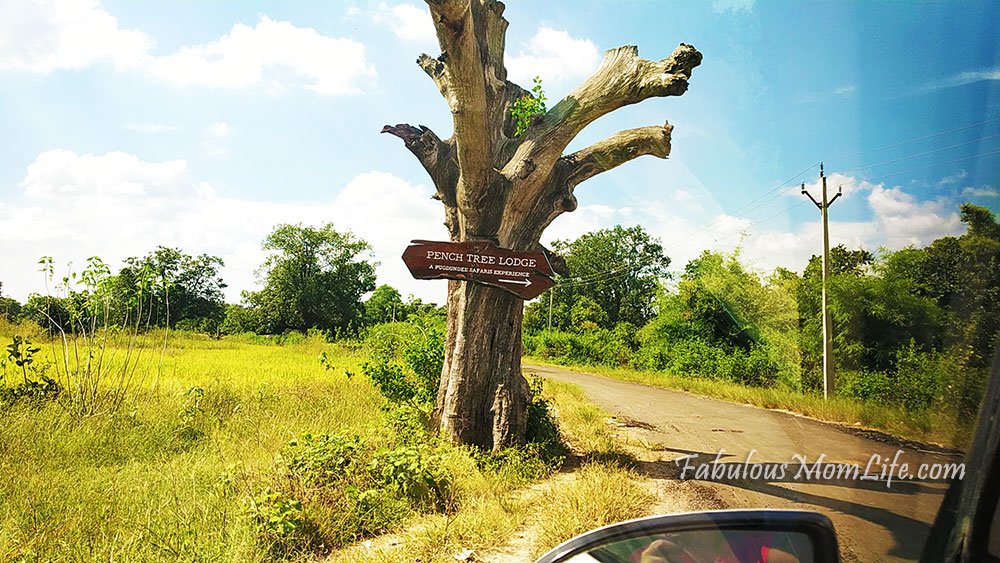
[0,321,388,562]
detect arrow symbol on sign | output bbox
[498,278,532,287]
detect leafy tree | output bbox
[400,296,446,320]
[961,203,1000,240]
[827,273,944,372]
[364,285,405,326]
[219,304,265,335]
[246,223,376,334]
[874,205,999,368]
[569,295,607,332]
[0,282,21,320]
[527,225,671,332]
[112,247,226,329]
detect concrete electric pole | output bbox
[801,163,842,399]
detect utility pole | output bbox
[547,288,554,331]
[801,163,842,399]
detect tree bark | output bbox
[383,0,700,452]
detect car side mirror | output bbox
[533,509,840,563]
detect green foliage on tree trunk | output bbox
[510,76,547,136]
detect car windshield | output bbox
[0,1,996,563]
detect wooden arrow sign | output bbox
[401,240,555,300]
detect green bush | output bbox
[525,377,568,463]
[246,488,313,556]
[265,426,456,553]
[524,329,638,368]
[1,335,62,411]
[891,341,941,412]
[837,369,893,403]
[174,316,220,334]
[367,442,453,509]
[719,344,780,387]
[361,319,443,404]
[283,433,364,486]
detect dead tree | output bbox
[383,0,701,452]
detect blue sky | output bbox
[1,0,997,304]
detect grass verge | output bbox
[527,379,653,559]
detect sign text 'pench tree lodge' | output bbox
[402,240,555,300]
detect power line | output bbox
[825,117,1000,163]
[667,200,811,257]
[556,257,658,288]
[659,162,819,254]
[555,200,812,290]
[839,134,1000,175]
[837,149,1000,190]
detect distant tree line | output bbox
[0,222,442,338]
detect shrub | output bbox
[361,319,443,404]
[283,433,364,486]
[367,442,453,509]
[525,377,568,463]
[723,343,780,387]
[1,335,62,411]
[837,369,892,404]
[245,487,314,557]
[219,304,263,335]
[891,341,941,412]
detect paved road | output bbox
[525,363,965,563]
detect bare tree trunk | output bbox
[433,280,528,451]
[382,0,701,451]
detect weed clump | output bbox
[1,335,62,411]
[249,423,458,557]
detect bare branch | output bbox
[417,53,451,102]
[503,43,701,183]
[561,122,673,188]
[498,122,676,250]
[380,124,458,206]
[426,0,492,193]
[480,0,507,81]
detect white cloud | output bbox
[21,149,187,199]
[0,2,376,95]
[146,16,376,95]
[203,122,231,156]
[867,184,962,247]
[2,150,446,304]
[920,67,1000,92]
[0,0,152,73]
[962,185,998,198]
[506,27,600,84]
[833,85,856,96]
[207,122,230,138]
[937,169,968,187]
[670,188,701,210]
[372,3,435,43]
